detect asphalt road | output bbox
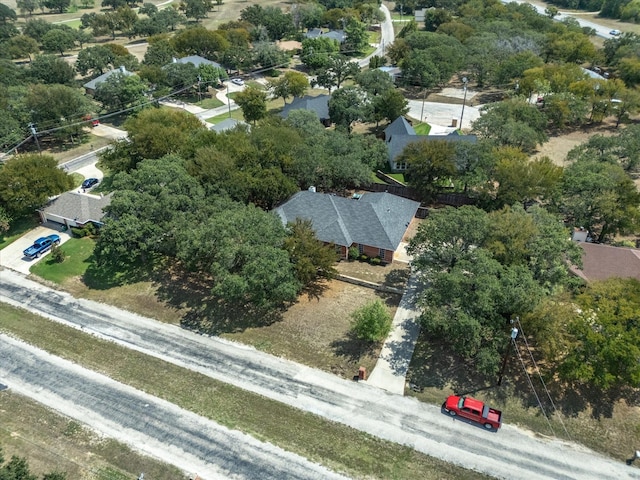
[1,270,638,480]
[0,334,348,480]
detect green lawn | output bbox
[30,237,95,284]
[0,215,39,250]
[196,96,224,109]
[388,173,407,183]
[204,109,245,124]
[414,123,431,135]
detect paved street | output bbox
[0,270,637,480]
[0,335,349,480]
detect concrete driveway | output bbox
[0,222,72,275]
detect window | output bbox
[358,244,364,254]
[379,249,385,260]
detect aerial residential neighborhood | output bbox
[1,0,640,479]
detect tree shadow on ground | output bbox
[383,268,410,290]
[330,331,378,363]
[408,329,640,420]
[83,256,152,290]
[152,262,284,335]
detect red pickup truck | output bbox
[443,395,502,430]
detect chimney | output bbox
[119,65,126,73]
[308,186,316,193]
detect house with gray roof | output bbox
[275,190,420,263]
[384,116,477,172]
[304,28,346,43]
[38,192,112,229]
[172,55,222,69]
[280,94,331,126]
[83,66,134,95]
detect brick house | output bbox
[274,190,420,263]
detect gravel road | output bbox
[1,270,639,480]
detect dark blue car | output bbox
[82,178,99,189]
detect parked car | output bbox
[23,235,60,259]
[231,78,245,86]
[443,395,502,430]
[610,29,621,36]
[82,178,99,189]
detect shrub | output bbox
[50,244,66,263]
[370,257,381,265]
[71,222,98,238]
[350,299,393,342]
[348,246,359,260]
[359,254,369,262]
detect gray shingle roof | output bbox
[384,116,415,139]
[40,192,112,224]
[83,67,133,91]
[280,95,330,120]
[304,28,345,43]
[173,55,222,69]
[275,191,420,251]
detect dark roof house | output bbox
[275,190,420,262]
[571,242,640,283]
[38,192,113,228]
[83,66,134,95]
[280,95,331,125]
[383,116,477,171]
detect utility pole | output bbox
[420,86,427,123]
[226,82,232,118]
[459,77,468,130]
[497,325,519,386]
[28,123,41,153]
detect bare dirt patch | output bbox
[532,121,620,167]
[222,279,402,378]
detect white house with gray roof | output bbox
[275,190,420,263]
[38,192,112,229]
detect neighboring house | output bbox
[377,66,402,83]
[383,116,477,172]
[304,28,346,43]
[209,118,247,133]
[171,55,222,69]
[38,192,112,229]
[280,94,331,126]
[83,66,133,95]
[275,190,420,263]
[414,8,427,23]
[571,242,640,283]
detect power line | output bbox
[512,336,556,436]
[515,317,573,442]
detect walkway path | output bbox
[366,273,422,394]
